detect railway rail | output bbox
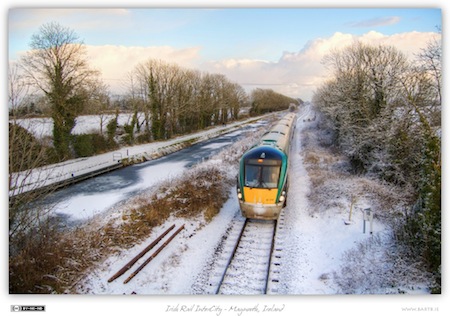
[214,217,278,294]
[107,224,184,285]
[107,211,286,294]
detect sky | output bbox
[7,5,442,100]
[2,1,448,314]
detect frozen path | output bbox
[10,116,266,196]
[29,120,267,225]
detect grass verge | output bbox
[9,121,271,293]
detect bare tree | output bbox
[317,42,411,174]
[82,81,112,135]
[8,62,30,115]
[416,36,442,126]
[8,69,59,252]
[314,40,442,291]
[250,88,298,115]
[131,58,248,140]
[20,22,99,159]
[176,68,203,133]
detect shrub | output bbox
[9,123,59,172]
[9,219,66,293]
[333,234,434,294]
[393,132,441,293]
[72,134,95,157]
[106,115,118,141]
[72,133,118,157]
[9,121,268,293]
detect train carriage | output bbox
[237,112,296,220]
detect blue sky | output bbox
[7,6,442,99]
[8,8,441,61]
[2,2,448,311]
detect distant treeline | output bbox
[249,88,299,115]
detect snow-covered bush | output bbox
[334,234,434,294]
[301,108,437,293]
[313,41,441,291]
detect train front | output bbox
[237,146,287,220]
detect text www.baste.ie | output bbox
[401,306,439,312]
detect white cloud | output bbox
[83,30,441,100]
[85,45,201,94]
[200,31,441,100]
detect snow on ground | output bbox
[75,104,389,296]
[11,105,444,315]
[13,112,143,139]
[10,115,264,196]
[275,108,388,294]
[78,193,240,295]
[53,160,188,222]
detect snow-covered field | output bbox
[10,114,265,196]
[8,106,445,315]
[13,112,143,139]
[75,105,393,295]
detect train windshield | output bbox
[244,159,281,189]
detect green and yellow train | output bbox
[237,112,297,220]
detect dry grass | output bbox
[9,123,269,294]
[121,165,230,237]
[301,115,431,294]
[333,233,435,294]
[9,166,229,293]
[301,118,413,221]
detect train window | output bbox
[244,163,281,189]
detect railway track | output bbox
[214,216,279,294]
[107,224,185,286]
[106,210,286,295]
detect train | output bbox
[237,112,297,220]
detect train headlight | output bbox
[279,191,286,202]
[237,193,242,199]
